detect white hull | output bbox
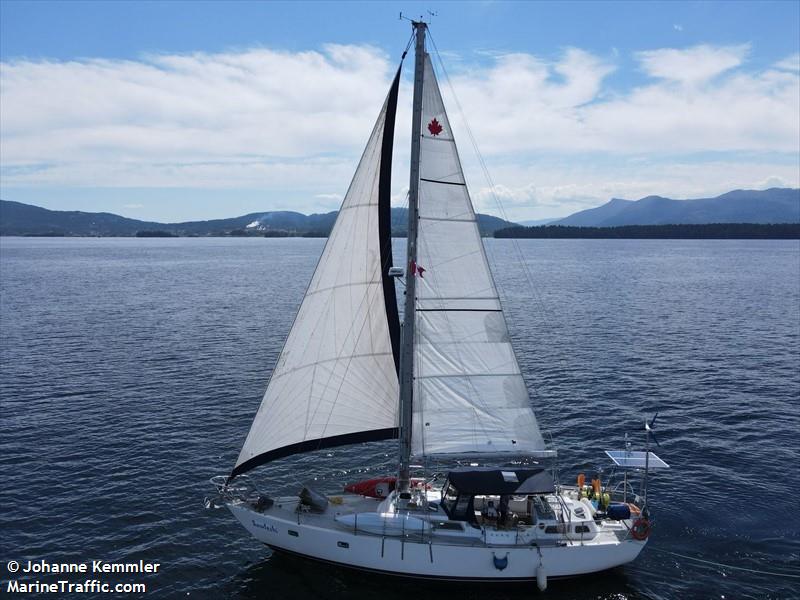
[228,501,646,581]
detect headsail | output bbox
[232,69,402,478]
[410,55,548,458]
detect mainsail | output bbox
[232,70,402,478]
[410,55,547,458]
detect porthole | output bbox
[575,525,590,534]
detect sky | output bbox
[1,0,798,223]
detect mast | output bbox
[397,20,426,493]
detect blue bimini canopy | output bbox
[446,468,555,495]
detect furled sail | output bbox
[232,70,402,478]
[410,56,548,458]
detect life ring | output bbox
[631,518,651,540]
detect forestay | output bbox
[232,72,402,478]
[410,56,547,458]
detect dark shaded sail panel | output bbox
[379,68,402,373]
[230,428,399,480]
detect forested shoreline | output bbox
[494,223,800,239]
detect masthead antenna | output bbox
[400,11,434,24]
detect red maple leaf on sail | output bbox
[427,118,443,136]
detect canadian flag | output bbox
[410,260,426,278]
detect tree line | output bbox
[493,223,800,239]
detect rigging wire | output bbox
[401,29,415,60]
[414,32,531,457]
[426,31,583,435]
[420,77,509,451]
[647,547,800,579]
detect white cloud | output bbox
[673,24,684,32]
[467,160,800,220]
[635,44,749,84]
[757,175,790,189]
[1,44,395,165]
[443,43,797,155]
[578,70,798,153]
[774,53,800,72]
[1,42,798,220]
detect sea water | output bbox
[1,237,798,599]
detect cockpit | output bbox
[439,467,556,528]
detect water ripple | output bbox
[1,237,798,599]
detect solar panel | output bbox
[604,450,669,469]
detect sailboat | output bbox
[210,21,668,589]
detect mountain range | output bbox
[551,188,799,227]
[0,200,515,237]
[1,188,797,237]
[517,218,558,226]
